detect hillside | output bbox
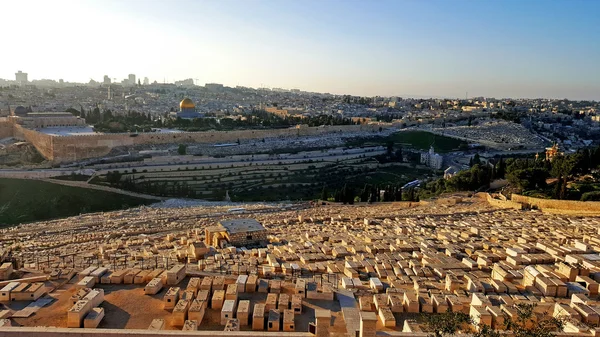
[0,178,152,227]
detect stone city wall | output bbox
[511,193,600,214]
[1,122,383,163]
[45,124,381,163]
[14,124,55,160]
[0,120,13,139]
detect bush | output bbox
[582,191,600,201]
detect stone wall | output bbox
[14,125,55,160]
[0,120,13,139]
[45,124,382,163]
[511,194,600,214]
[228,230,268,247]
[0,122,383,163]
[484,193,523,210]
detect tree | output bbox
[178,144,187,155]
[507,168,548,191]
[386,140,394,156]
[503,303,564,337]
[320,186,328,201]
[495,158,506,179]
[471,153,481,167]
[395,147,404,162]
[473,324,501,337]
[421,309,472,337]
[106,171,122,187]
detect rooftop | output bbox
[219,218,265,234]
[26,112,75,116]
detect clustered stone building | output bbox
[7,106,85,128]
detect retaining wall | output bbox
[14,124,55,160]
[511,194,600,214]
[0,120,12,139]
[34,124,382,163]
[484,193,523,210]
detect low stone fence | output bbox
[478,192,523,210]
[511,194,600,215]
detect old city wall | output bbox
[52,133,136,162]
[0,119,13,139]
[48,124,381,162]
[511,194,600,214]
[13,124,55,160]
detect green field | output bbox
[0,178,152,227]
[347,131,467,153]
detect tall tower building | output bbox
[103,75,111,85]
[15,71,28,85]
[143,77,149,85]
[128,74,136,86]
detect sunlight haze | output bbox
[2,0,599,99]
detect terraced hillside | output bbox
[91,147,436,201]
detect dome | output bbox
[13,106,27,116]
[180,98,195,110]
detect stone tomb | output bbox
[253,303,265,330]
[221,299,237,325]
[267,309,280,331]
[237,299,250,326]
[172,299,191,326]
[83,307,104,328]
[145,278,163,295]
[164,287,180,310]
[188,299,207,324]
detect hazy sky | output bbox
[2,0,599,100]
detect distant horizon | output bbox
[1,75,597,102]
[2,0,599,101]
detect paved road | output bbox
[39,179,165,201]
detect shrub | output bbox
[582,191,600,201]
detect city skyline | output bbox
[2,0,599,100]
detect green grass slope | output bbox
[0,178,152,227]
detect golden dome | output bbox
[180,98,195,110]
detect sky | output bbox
[1,0,599,100]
